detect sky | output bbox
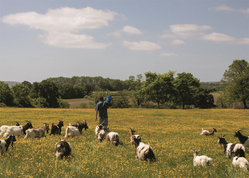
[0,0,248,83]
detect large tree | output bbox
[174,72,200,109]
[12,84,32,107]
[37,80,60,108]
[222,59,249,109]
[0,81,14,106]
[128,74,145,108]
[142,71,176,107]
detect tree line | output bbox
[0,59,248,109]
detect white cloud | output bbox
[41,32,110,49]
[2,7,117,49]
[201,32,249,44]
[171,39,185,45]
[170,24,212,38]
[238,38,249,45]
[214,5,233,12]
[160,53,178,57]
[213,5,249,14]
[122,25,142,35]
[123,41,161,51]
[2,7,117,32]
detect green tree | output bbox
[38,80,60,108]
[128,74,145,108]
[142,71,176,108]
[22,81,32,89]
[0,81,14,106]
[12,84,33,107]
[195,88,215,109]
[84,83,94,96]
[222,59,249,109]
[174,72,200,109]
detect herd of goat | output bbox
[0,120,249,171]
[0,120,156,162]
[195,127,249,171]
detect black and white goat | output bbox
[129,128,141,146]
[1,121,33,137]
[95,123,105,142]
[218,135,245,159]
[200,128,217,136]
[54,139,71,159]
[50,121,64,135]
[104,128,120,146]
[234,130,249,149]
[65,121,89,139]
[130,129,156,162]
[0,135,16,155]
[191,150,213,166]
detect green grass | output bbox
[0,108,248,177]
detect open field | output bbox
[0,108,249,177]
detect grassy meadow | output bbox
[0,108,249,177]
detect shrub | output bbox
[58,99,70,108]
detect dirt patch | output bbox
[65,98,95,108]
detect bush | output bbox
[0,102,7,107]
[58,99,70,108]
[32,97,48,108]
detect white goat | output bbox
[24,128,45,139]
[2,121,33,137]
[65,121,88,139]
[24,123,49,139]
[0,122,20,137]
[192,150,213,166]
[232,156,249,171]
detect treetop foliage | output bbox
[1,59,248,109]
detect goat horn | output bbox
[223,134,226,137]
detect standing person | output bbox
[95,95,113,128]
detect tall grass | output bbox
[0,108,248,177]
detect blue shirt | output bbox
[95,101,112,119]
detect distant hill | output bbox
[2,81,20,87]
